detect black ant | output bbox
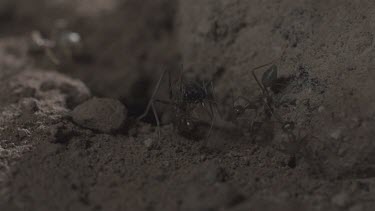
[224,46,292,139]
[225,63,282,137]
[228,47,319,169]
[137,68,217,140]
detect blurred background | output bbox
[0,0,179,117]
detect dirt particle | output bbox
[71,97,127,133]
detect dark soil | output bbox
[1,1,375,211]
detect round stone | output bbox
[71,97,127,133]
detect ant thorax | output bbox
[180,81,213,104]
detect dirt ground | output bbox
[1,0,375,210]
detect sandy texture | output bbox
[1,0,375,211]
[178,0,375,177]
[0,51,91,205]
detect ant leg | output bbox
[251,64,270,95]
[154,99,178,107]
[200,80,222,118]
[178,64,184,100]
[209,81,222,117]
[168,69,173,100]
[264,101,285,124]
[137,69,166,121]
[151,102,161,138]
[251,64,286,123]
[201,102,215,138]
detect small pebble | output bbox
[71,97,127,133]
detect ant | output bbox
[137,68,218,140]
[225,61,283,136]
[228,47,320,169]
[224,46,293,140]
